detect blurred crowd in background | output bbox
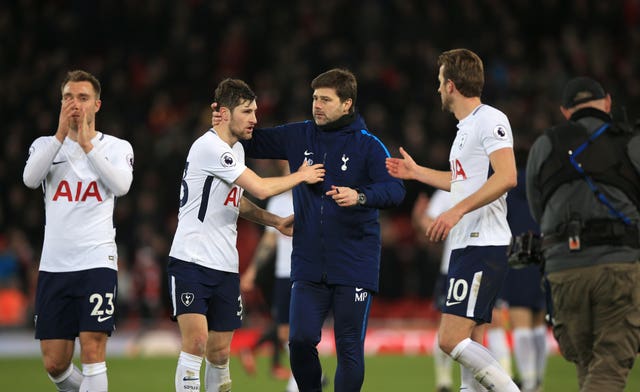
[1,0,639,329]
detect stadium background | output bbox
[0,1,639,389]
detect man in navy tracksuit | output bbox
[239,69,405,391]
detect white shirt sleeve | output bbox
[480,111,513,155]
[86,139,134,196]
[23,136,62,189]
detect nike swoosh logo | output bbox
[304,150,314,156]
[355,287,364,292]
[52,161,66,165]
[182,376,199,381]
[445,300,462,306]
[97,315,112,322]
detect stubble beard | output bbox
[69,115,93,132]
[69,118,80,132]
[313,114,326,126]
[230,121,251,140]
[441,95,453,114]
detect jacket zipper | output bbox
[320,152,328,282]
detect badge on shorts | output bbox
[181,292,195,307]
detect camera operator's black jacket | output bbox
[525,107,640,273]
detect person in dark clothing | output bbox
[213,68,405,391]
[526,76,640,391]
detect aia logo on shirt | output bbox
[450,159,467,181]
[53,180,103,202]
[224,186,240,207]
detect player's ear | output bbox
[222,107,232,121]
[559,105,571,120]
[447,79,455,94]
[603,93,612,113]
[342,98,352,113]
[95,99,102,113]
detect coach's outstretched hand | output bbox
[211,102,221,127]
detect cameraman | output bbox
[526,77,640,391]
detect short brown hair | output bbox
[437,49,484,98]
[214,78,256,112]
[311,68,357,113]
[61,70,101,99]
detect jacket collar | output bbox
[317,112,362,132]
[569,107,612,123]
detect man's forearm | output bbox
[415,167,452,191]
[239,196,280,227]
[455,173,514,216]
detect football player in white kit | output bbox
[23,70,134,392]
[168,79,325,392]
[386,49,520,391]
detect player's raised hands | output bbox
[297,159,325,184]
[211,102,222,127]
[386,147,419,180]
[77,109,94,153]
[55,97,74,143]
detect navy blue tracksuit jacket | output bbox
[242,113,405,292]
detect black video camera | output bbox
[507,231,544,268]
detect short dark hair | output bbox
[61,70,101,99]
[311,68,357,113]
[437,49,484,98]
[214,78,256,112]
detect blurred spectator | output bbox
[0,234,27,327]
[132,246,163,326]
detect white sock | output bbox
[80,362,108,392]
[460,364,487,391]
[286,373,299,392]
[48,363,83,392]
[204,358,231,392]
[486,328,513,377]
[433,333,453,388]
[451,338,519,392]
[533,325,548,386]
[176,351,202,391]
[513,327,536,390]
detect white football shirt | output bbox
[265,190,293,278]
[448,104,513,249]
[426,189,453,273]
[24,133,134,272]
[169,129,246,273]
